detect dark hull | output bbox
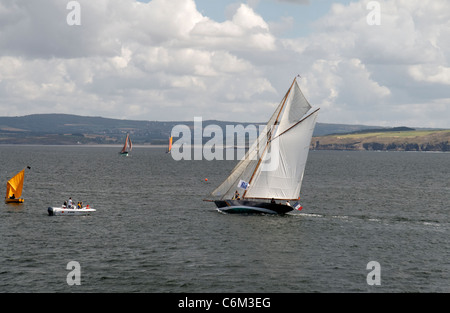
[5,198,24,204]
[214,200,293,214]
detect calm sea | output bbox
[0,146,448,293]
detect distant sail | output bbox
[167,136,173,153]
[120,133,132,155]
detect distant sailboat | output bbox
[119,133,132,156]
[204,77,319,214]
[167,136,173,153]
[5,166,30,204]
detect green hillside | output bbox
[0,113,382,145]
[0,114,448,151]
[313,129,450,152]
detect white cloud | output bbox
[0,0,278,121]
[409,65,450,85]
[275,0,309,4]
[0,0,449,128]
[190,4,276,52]
[281,0,450,127]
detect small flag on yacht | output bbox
[237,180,249,190]
[293,202,303,211]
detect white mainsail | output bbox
[209,77,319,201]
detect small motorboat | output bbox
[48,206,96,216]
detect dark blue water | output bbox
[0,146,448,292]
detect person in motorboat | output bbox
[68,197,73,208]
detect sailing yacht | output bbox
[204,77,319,214]
[119,133,132,156]
[166,136,173,154]
[5,166,30,204]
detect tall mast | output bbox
[242,78,297,199]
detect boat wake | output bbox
[292,211,445,230]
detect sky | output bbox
[0,0,449,128]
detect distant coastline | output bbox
[0,114,448,152]
[312,129,450,152]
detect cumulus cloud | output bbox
[277,0,309,4]
[0,0,449,128]
[0,0,277,121]
[283,0,450,127]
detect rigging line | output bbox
[268,108,320,143]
